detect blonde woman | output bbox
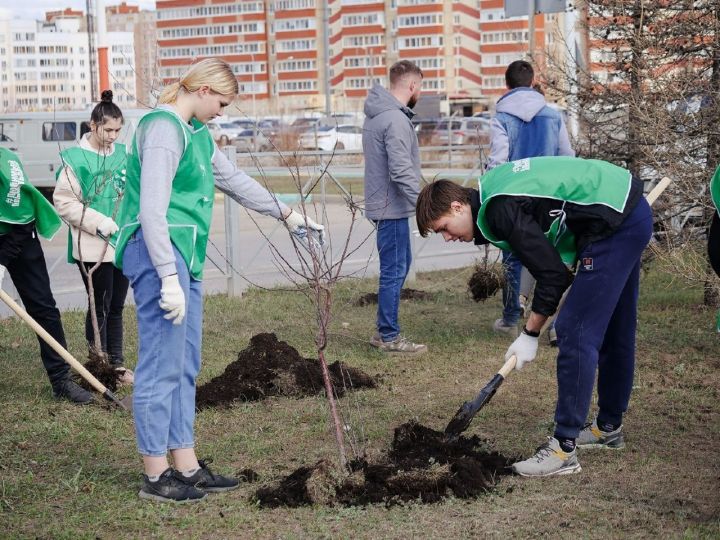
[114,58,324,503]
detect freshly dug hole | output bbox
[355,288,435,307]
[254,421,513,507]
[468,265,504,302]
[196,333,376,409]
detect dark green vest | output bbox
[114,109,215,280]
[476,157,632,264]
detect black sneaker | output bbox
[174,459,240,493]
[139,468,207,503]
[52,378,94,404]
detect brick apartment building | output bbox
[154,0,560,117]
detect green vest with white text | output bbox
[0,147,61,239]
[113,109,215,280]
[58,143,127,262]
[476,157,633,264]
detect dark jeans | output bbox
[553,198,653,439]
[76,261,129,364]
[4,232,69,386]
[375,218,412,341]
[501,250,523,325]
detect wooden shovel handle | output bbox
[0,288,108,394]
[498,354,517,378]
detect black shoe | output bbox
[139,468,207,503]
[174,459,240,493]
[52,378,94,404]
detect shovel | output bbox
[444,354,516,439]
[0,288,132,411]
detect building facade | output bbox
[107,2,159,107]
[155,0,548,116]
[0,8,136,112]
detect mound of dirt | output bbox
[355,288,435,307]
[468,266,504,302]
[196,333,377,409]
[254,421,513,507]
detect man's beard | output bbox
[407,94,418,109]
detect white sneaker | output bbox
[511,437,582,477]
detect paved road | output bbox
[0,197,490,317]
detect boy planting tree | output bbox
[416,156,652,477]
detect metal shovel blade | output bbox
[444,373,505,438]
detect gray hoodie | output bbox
[362,84,421,220]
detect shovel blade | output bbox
[444,374,505,438]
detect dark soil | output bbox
[468,266,504,302]
[77,350,124,392]
[355,288,435,307]
[254,421,513,508]
[196,333,377,409]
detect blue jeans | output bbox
[122,229,203,456]
[376,218,412,341]
[501,250,523,325]
[553,199,653,439]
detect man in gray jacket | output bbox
[363,60,426,354]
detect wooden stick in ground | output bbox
[0,288,129,410]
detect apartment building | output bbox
[153,0,569,115]
[107,2,159,107]
[0,9,136,112]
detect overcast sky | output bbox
[3,1,156,21]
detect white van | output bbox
[0,108,150,189]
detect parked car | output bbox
[434,118,491,146]
[299,124,363,151]
[207,122,229,145]
[216,122,246,141]
[230,119,255,131]
[411,118,441,145]
[234,128,274,152]
[289,117,324,133]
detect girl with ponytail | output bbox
[54,90,132,385]
[113,58,325,502]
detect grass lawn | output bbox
[1,265,718,539]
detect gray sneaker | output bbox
[492,318,519,336]
[548,326,558,347]
[370,334,427,354]
[511,437,582,477]
[577,420,625,449]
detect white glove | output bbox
[506,331,539,370]
[284,210,326,247]
[0,264,6,286]
[97,216,119,238]
[159,274,185,325]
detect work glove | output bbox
[159,274,185,325]
[284,210,326,249]
[506,331,539,371]
[0,264,5,286]
[97,216,119,238]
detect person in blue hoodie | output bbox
[362,60,427,354]
[487,60,575,341]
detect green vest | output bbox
[58,143,127,262]
[0,147,61,239]
[711,165,720,217]
[476,157,633,264]
[114,109,215,280]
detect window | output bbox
[398,14,442,27]
[273,0,314,9]
[42,122,77,141]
